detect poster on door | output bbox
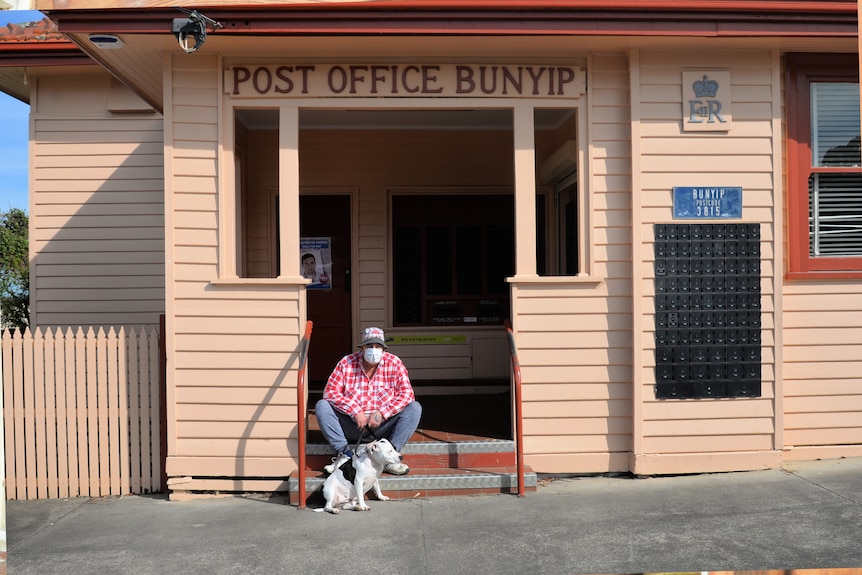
[300,237,332,290]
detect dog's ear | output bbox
[369,441,378,452]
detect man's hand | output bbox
[356,410,384,429]
[368,410,384,428]
[355,411,370,429]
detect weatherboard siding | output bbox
[165,55,305,478]
[513,52,634,474]
[30,69,165,328]
[634,49,780,474]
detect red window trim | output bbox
[786,53,862,279]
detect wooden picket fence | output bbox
[1,325,163,500]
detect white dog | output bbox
[314,438,403,514]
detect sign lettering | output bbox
[226,64,585,98]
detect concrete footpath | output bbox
[6,457,862,575]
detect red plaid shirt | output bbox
[323,351,415,420]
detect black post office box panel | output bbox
[674,365,692,381]
[743,363,761,380]
[692,381,726,398]
[749,277,761,292]
[727,381,761,398]
[656,347,674,365]
[749,258,761,274]
[709,364,727,380]
[744,346,761,362]
[727,346,743,363]
[692,364,709,380]
[656,365,674,381]
[726,311,738,328]
[726,259,738,274]
[656,382,691,399]
[653,222,761,400]
[727,364,744,380]
[724,292,739,310]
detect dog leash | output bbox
[352,425,379,454]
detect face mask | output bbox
[363,347,383,365]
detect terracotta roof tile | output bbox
[0,17,67,43]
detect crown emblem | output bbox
[692,75,719,98]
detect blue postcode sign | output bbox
[673,186,742,219]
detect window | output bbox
[234,108,280,278]
[393,194,514,327]
[535,108,582,276]
[787,54,862,277]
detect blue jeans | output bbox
[314,399,422,453]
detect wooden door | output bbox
[300,195,353,386]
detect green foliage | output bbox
[0,208,29,330]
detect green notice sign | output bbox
[388,335,467,345]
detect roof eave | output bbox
[44,3,858,38]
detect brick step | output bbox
[305,439,518,471]
[289,466,537,506]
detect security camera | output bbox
[173,8,223,54]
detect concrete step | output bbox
[306,439,519,470]
[289,467,537,506]
[293,438,535,505]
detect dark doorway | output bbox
[300,194,353,385]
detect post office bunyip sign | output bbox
[673,186,742,219]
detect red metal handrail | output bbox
[296,320,313,509]
[504,320,525,498]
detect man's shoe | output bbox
[384,462,409,475]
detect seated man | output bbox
[315,327,422,475]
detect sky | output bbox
[0,10,45,214]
